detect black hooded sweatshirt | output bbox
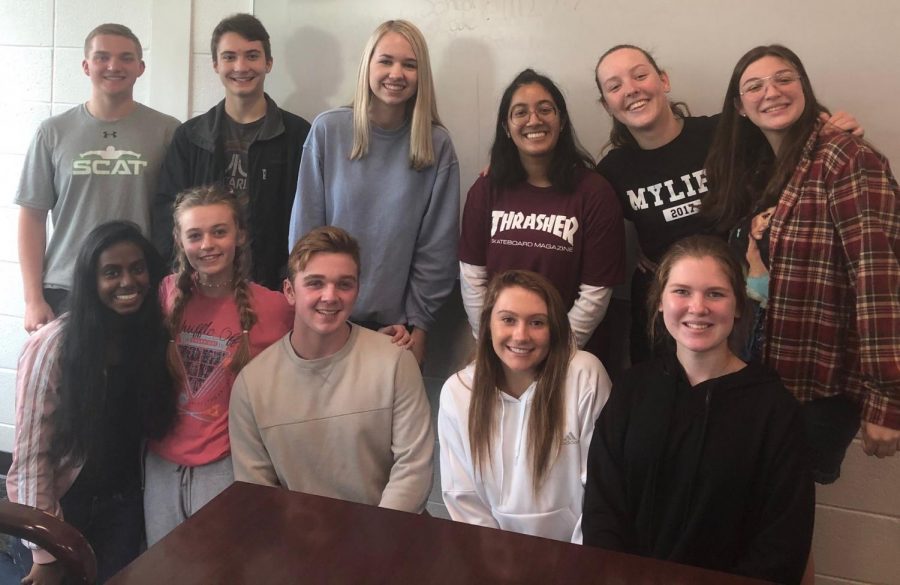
[583,355,814,585]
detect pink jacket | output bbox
[6,316,83,564]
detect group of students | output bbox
[5,11,899,585]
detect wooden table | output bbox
[109,482,769,584]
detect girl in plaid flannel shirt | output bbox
[704,45,900,476]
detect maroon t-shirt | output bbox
[459,167,625,308]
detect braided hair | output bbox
[167,185,258,381]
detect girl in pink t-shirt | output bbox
[144,185,293,546]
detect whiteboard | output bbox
[257,0,900,193]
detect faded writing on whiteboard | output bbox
[423,0,583,33]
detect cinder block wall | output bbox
[1,2,897,583]
[0,0,153,451]
[0,0,247,449]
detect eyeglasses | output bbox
[739,71,802,97]
[508,103,558,126]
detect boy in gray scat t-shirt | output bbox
[16,23,179,333]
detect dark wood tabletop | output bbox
[109,481,770,584]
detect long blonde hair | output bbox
[468,270,573,490]
[350,19,442,170]
[167,186,258,381]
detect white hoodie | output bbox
[438,350,611,543]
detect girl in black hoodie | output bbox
[583,235,813,585]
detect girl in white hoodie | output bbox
[438,270,611,542]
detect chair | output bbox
[0,500,97,584]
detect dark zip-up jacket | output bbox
[151,95,311,290]
[583,356,814,585]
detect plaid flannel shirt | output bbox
[766,121,900,429]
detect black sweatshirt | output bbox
[583,356,814,585]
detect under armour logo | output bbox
[103,131,117,138]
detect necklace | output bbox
[197,277,231,289]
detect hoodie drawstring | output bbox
[497,399,506,493]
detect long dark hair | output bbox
[594,44,691,153]
[702,45,827,229]
[489,69,594,193]
[468,270,574,490]
[50,221,176,463]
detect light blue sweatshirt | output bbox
[290,107,460,330]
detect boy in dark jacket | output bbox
[152,13,310,290]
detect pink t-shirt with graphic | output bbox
[150,276,293,466]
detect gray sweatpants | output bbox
[143,450,234,546]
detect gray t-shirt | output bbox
[222,115,264,199]
[15,103,179,289]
